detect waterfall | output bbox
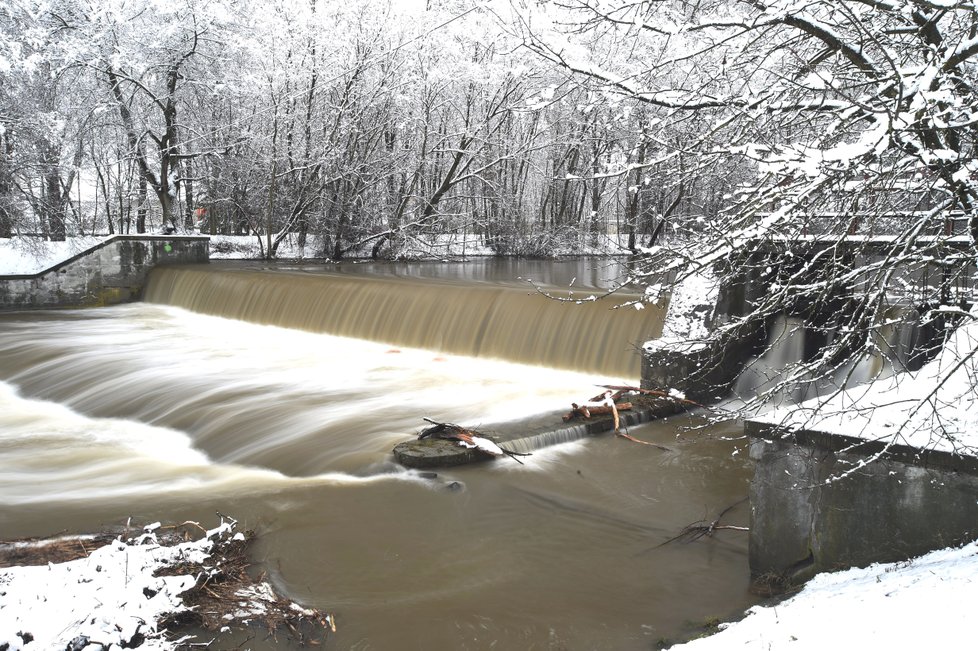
[732,315,809,405]
[839,306,919,385]
[143,266,665,378]
[733,307,928,407]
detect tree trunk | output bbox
[0,129,14,238]
[44,165,67,241]
[136,173,148,233]
[183,160,195,230]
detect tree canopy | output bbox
[509,0,977,415]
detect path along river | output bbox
[0,258,756,649]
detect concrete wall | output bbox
[642,340,755,403]
[747,420,978,589]
[0,236,209,310]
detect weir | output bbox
[143,265,666,379]
[0,289,757,648]
[392,396,686,468]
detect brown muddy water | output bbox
[0,259,756,649]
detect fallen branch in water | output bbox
[419,418,530,464]
[657,498,750,547]
[614,430,672,451]
[562,402,632,421]
[593,384,705,408]
[565,390,674,450]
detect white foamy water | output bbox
[0,303,624,505]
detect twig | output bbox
[615,430,672,451]
[655,498,749,547]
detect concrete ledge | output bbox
[746,420,978,475]
[0,236,209,310]
[392,397,687,468]
[746,420,978,588]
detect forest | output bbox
[0,0,735,260]
[3,0,976,262]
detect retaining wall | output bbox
[0,236,209,310]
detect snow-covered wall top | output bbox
[0,235,209,310]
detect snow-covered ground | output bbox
[672,538,978,650]
[0,236,108,275]
[206,232,499,260]
[0,519,329,650]
[1,521,233,650]
[0,234,326,275]
[644,268,719,353]
[0,231,636,276]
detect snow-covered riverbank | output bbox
[0,519,331,650]
[672,538,978,649]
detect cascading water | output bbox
[733,307,928,408]
[732,315,809,405]
[847,306,921,382]
[0,260,757,650]
[141,264,665,378]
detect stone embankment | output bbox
[0,235,209,310]
[746,414,978,590]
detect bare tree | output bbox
[509,0,978,420]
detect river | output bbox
[0,258,756,649]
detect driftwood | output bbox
[656,498,750,547]
[591,384,704,408]
[563,388,677,450]
[562,402,632,421]
[419,418,530,464]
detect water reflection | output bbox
[233,255,641,291]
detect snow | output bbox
[0,522,233,650]
[672,538,978,650]
[643,268,719,353]
[755,305,978,456]
[207,232,501,259]
[0,232,635,275]
[0,236,106,275]
[457,435,506,456]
